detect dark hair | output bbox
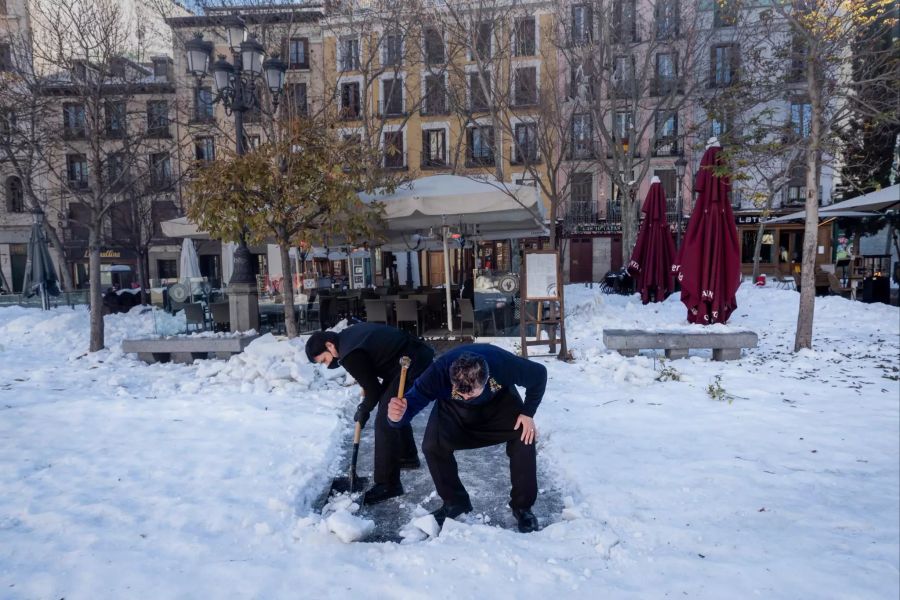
[305,331,339,363]
[449,352,489,394]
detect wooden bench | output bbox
[122,335,259,364]
[602,329,759,361]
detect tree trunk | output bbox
[279,242,298,338]
[136,249,148,305]
[752,219,765,280]
[794,70,823,351]
[88,230,104,352]
[621,187,639,268]
[43,221,75,292]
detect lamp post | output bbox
[184,18,287,332]
[674,156,688,249]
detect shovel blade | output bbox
[330,475,369,495]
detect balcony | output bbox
[338,106,362,121]
[420,101,449,117]
[147,126,171,138]
[421,155,448,170]
[651,78,681,96]
[652,138,680,157]
[567,141,596,161]
[383,150,407,171]
[509,145,541,166]
[63,128,86,141]
[465,154,495,168]
[67,179,90,192]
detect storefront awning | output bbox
[765,210,876,224]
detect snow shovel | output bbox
[330,356,411,494]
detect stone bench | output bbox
[122,335,259,364]
[602,329,758,361]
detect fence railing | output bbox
[0,290,91,309]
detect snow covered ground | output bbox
[0,285,897,599]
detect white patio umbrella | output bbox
[361,175,546,331]
[179,238,202,281]
[221,241,237,285]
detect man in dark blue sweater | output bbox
[387,344,547,533]
[306,323,434,505]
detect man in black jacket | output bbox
[387,345,547,533]
[306,323,434,505]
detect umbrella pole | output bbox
[443,225,453,332]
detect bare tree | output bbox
[747,0,899,351]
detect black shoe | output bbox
[398,456,421,470]
[430,498,473,526]
[512,508,539,533]
[362,483,404,505]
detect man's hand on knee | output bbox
[514,414,537,445]
[388,396,407,423]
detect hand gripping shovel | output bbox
[330,356,411,495]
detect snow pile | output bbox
[398,507,441,543]
[318,493,374,543]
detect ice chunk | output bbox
[325,510,375,543]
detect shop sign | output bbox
[735,215,761,225]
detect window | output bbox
[612,55,634,96]
[150,152,172,189]
[0,1,7,15]
[104,101,125,136]
[382,77,403,116]
[147,100,169,136]
[284,82,307,117]
[654,111,678,156]
[711,112,732,138]
[0,107,15,138]
[710,44,738,87]
[654,169,677,201]
[245,134,260,150]
[110,201,133,241]
[791,100,811,137]
[714,0,738,27]
[195,137,215,162]
[424,27,444,64]
[469,72,490,111]
[63,103,86,138]
[382,33,402,67]
[421,128,447,167]
[153,59,168,78]
[0,44,11,71]
[383,131,404,169]
[571,113,593,159]
[570,173,593,220]
[655,0,679,39]
[157,259,178,279]
[152,200,179,238]
[66,154,89,188]
[655,52,677,94]
[787,164,806,205]
[613,0,637,43]
[340,82,361,119]
[107,152,126,189]
[423,74,446,115]
[569,59,593,99]
[340,37,359,71]
[288,38,309,69]
[515,17,536,56]
[475,21,492,59]
[742,230,774,263]
[614,110,633,144]
[513,122,537,163]
[513,66,537,106]
[467,125,494,166]
[789,34,807,81]
[571,4,592,45]
[190,87,212,122]
[6,176,24,213]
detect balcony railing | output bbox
[510,145,540,165]
[383,150,407,170]
[378,99,406,118]
[653,138,680,157]
[567,141,596,160]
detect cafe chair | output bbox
[458,298,493,337]
[184,302,207,332]
[210,301,230,332]
[364,299,390,325]
[395,299,422,336]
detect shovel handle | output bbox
[352,420,362,444]
[397,355,411,398]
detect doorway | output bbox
[569,237,593,282]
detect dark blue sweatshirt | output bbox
[388,344,547,428]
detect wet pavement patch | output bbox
[315,405,565,543]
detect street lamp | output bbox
[184,18,287,331]
[674,155,688,248]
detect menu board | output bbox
[524,252,559,300]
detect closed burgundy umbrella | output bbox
[673,144,741,324]
[628,178,676,304]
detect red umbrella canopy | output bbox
[673,145,741,324]
[628,180,676,304]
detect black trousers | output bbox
[422,388,538,511]
[373,344,434,485]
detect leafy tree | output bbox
[186,118,390,337]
